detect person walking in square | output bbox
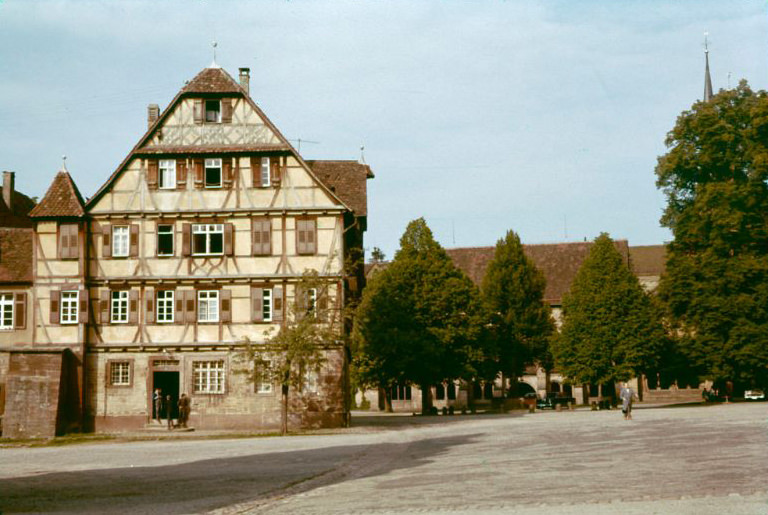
[620,382,637,420]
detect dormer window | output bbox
[205,158,222,188]
[159,160,176,189]
[205,100,221,123]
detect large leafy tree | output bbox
[656,81,768,389]
[552,234,663,388]
[353,218,487,413]
[481,230,554,396]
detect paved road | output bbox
[1,403,766,514]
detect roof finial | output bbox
[61,155,68,172]
[703,31,713,102]
[210,40,220,68]
[360,145,366,164]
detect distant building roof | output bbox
[0,190,35,228]
[628,244,667,276]
[0,228,33,283]
[181,67,243,95]
[306,160,374,217]
[29,171,86,218]
[446,240,631,306]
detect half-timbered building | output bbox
[0,65,372,436]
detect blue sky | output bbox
[1,1,766,259]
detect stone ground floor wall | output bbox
[85,347,347,432]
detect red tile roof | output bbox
[0,190,35,228]
[446,240,631,305]
[0,228,33,283]
[629,245,667,276]
[306,160,373,216]
[29,171,86,218]
[181,67,243,95]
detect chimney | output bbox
[239,67,250,96]
[147,104,160,128]
[3,171,14,212]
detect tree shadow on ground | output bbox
[350,410,524,430]
[0,433,480,514]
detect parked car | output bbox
[536,392,575,410]
[744,389,765,401]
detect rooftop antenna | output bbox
[288,138,319,154]
[61,155,68,172]
[360,145,366,164]
[210,40,219,68]
[727,71,732,89]
[564,214,568,240]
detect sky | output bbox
[1,1,766,260]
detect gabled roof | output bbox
[0,190,36,228]
[628,244,666,276]
[29,171,86,218]
[0,228,33,283]
[86,66,350,214]
[446,240,631,305]
[305,160,373,216]
[181,67,243,95]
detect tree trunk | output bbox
[467,379,476,412]
[281,383,289,436]
[421,383,432,415]
[384,386,393,413]
[499,371,506,399]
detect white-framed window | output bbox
[157,224,174,256]
[157,290,174,323]
[205,100,221,123]
[304,368,319,394]
[111,290,129,323]
[110,361,131,386]
[197,290,219,323]
[0,293,13,330]
[204,158,222,188]
[263,289,272,322]
[60,290,79,324]
[261,157,271,187]
[159,159,176,189]
[193,360,225,394]
[112,226,130,257]
[257,363,273,394]
[192,224,224,255]
[307,288,317,318]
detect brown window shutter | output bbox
[100,290,110,324]
[221,98,233,123]
[270,157,281,186]
[175,291,185,324]
[129,224,140,257]
[68,225,79,259]
[250,156,262,187]
[176,159,187,190]
[14,292,26,329]
[224,223,234,256]
[251,287,263,322]
[102,224,112,258]
[129,290,139,324]
[252,219,262,255]
[147,159,159,190]
[145,289,155,324]
[185,290,196,324]
[220,289,232,323]
[193,99,203,123]
[296,219,306,255]
[263,219,271,255]
[307,220,316,254]
[182,223,191,256]
[194,159,204,187]
[273,286,283,322]
[58,224,70,259]
[223,158,233,188]
[79,288,89,324]
[49,289,61,324]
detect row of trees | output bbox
[352,218,664,411]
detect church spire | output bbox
[703,32,713,102]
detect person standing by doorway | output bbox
[178,393,191,428]
[153,388,163,424]
[620,382,637,420]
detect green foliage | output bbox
[370,246,386,263]
[481,230,554,379]
[353,218,488,404]
[656,81,768,388]
[552,234,664,385]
